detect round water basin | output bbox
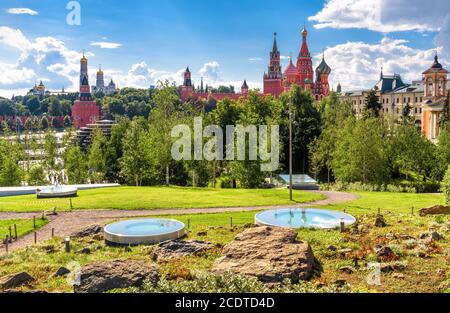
[36,186,78,199]
[255,208,356,229]
[104,218,186,245]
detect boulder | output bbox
[74,260,159,293]
[151,240,214,262]
[380,261,407,273]
[337,248,353,255]
[71,225,103,238]
[327,245,337,252]
[51,267,70,278]
[374,215,387,227]
[338,266,356,274]
[212,226,315,283]
[419,231,444,241]
[78,247,91,254]
[419,205,450,216]
[0,272,34,290]
[374,245,395,258]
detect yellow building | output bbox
[340,55,449,138]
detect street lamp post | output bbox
[289,97,293,202]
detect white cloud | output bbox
[199,61,221,82]
[249,57,263,62]
[90,41,122,49]
[111,61,185,89]
[7,8,38,16]
[0,26,89,93]
[308,0,447,33]
[0,26,32,50]
[321,37,443,91]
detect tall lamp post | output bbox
[289,96,293,201]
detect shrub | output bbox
[320,182,416,193]
[126,272,354,293]
[441,166,450,205]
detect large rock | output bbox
[212,226,315,283]
[374,215,387,227]
[71,224,103,238]
[151,240,214,262]
[0,272,34,290]
[74,260,159,293]
[420,205,450,216]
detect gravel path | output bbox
[0,191,358,254]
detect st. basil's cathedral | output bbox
[263,27,331,101]
[180,26,331,102]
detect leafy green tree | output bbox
[40,116,49,130]
[280,85,321,174]
[119,118,153,186]
[43,131,61,182]
[63,115,72,128]
[106,117,130,182]
[364,90,381,118]
[332,116,390,184]
[0,158,23,187]
[0,138,24,187]
[433,123,450,181]
[442,166,450,204]
[51,117,58,129]
[309,94,353,182]
[27,165,48,186]
[108,98,126,116]
[64,145,88,184]
[146,82,181,185]
[390,123,436,191]
[87,128,107,183]
[439,91,450,127]
[48,97,62,116]
[24,117,32,131]
[240,92,282,187]
[60,100,72,116]
[402,103,412,124]
[26,96,41,115]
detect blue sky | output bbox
[0,0,449,97]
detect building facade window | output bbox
[427,78,433,96]
[438,78,445,96]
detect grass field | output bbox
[0,208,448,293]
[0,218,48,239]
[321,192,444,214]
[0,186,324,212]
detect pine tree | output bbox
[364,90,381,118]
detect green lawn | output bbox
[0,186,324,213]
[1,206,448,293]
[0,218,48,239]
[320,192,444,214]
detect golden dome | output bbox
[81,50,88,62]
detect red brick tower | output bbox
[180,66,194,101]
[263,33,283,97]
[71,52,101,129]
[297,26,314,89]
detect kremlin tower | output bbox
[71,52,101,129]
[263,33,283,97]
[263,26,331,100]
